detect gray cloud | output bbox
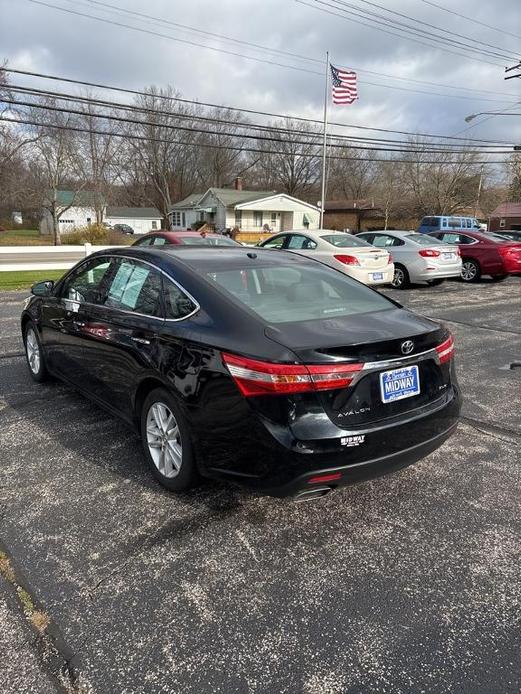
[1,0,520,144]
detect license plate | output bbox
[443,252,454,260]
[372,272,384,281]
[380,365,420,403]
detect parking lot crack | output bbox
[460,416,521,445]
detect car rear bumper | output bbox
[414,266,462,281]
[207,385,461,497]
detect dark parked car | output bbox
[21,247,461,499]
[488,230,521,243]
[113,224,135,235]
[428,230,521,281]
[133,231,240,247]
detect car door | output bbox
[285,234,318,255]
[41,255,116,386]
[75,257,166,419]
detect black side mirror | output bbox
[31,280,54,297]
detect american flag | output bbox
[330,64,358,105]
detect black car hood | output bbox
[264,307,443,363]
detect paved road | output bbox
[0,279,520,693]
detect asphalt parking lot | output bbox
[0,278,520,694]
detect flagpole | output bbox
[320,51,329,229]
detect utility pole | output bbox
[474,164,484,218]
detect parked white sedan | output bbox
[258,229,394,286]
[356,230,462,289]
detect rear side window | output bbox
[320,234,371,248]
[105,260,162,317]
[208,263,392,324]
[287,235,317,250]
[163,278,198,319]
[152,236,168,246]
[406,234,444,246]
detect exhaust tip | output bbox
[294,487,332,502]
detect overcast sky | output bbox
[1,0,520,145]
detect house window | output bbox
[172,212,181,226]
[303,214,310,229]
[86,217,91,224]
[235,210,242,228]
[500,218,506,228]
[152,221,158,230]
[182,212,186,227]
[271,213,277,225]
[253,211,263,227]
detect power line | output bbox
[297,0,507,66]
[3,67,516,146]
[63,0,521,101]
[5,84,516,153]
[25,0,519,102]
[3,115,509,164]
[337,0,517,60]
[7,96,514,155]
[416,0,521,43]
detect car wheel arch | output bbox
[134,377,171,426]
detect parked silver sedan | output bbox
[356,230,462,289]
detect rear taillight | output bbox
[419,249,441,258]
[334,254,360,266]
[222,353,364,396]
[435,334,454,364]
[455,247,461,256]
[387,254,393,264]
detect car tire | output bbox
[140,388,199,492]
[391,264,410,289]
[490,274,508,282]
[427,279,445,286]
[23,321,48,383]
[461,259,481,282]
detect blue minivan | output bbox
[418,215,481,234]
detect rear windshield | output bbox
[486,233,518,243]
[181,236,238,246]
[405,234,444,246]
[207,263,392,324]
[321,234,372,248]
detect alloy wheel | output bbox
[146,402,183,478]
[26,328,41,375]
[392,268,405,288]
[461,261,477,281]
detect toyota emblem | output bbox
[401,340,414,355]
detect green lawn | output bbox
[0,230,52,246]
[0,270,65,291]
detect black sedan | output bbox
[21,246,461,499]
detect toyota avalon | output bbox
[21,246,461,499]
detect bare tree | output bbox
[251,118,321,198]
[506,153,521,201]
[73,93,120,223]
[123,86,201,227]
[328,149,377,201]
[25,98,84,244]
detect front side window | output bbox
[61,257,112,305]
[371,234,395,248]
[152,236,167,246]
[105,260,162,317]
[208,263,392,324]
[134,236,153,246]
[261,235,286,249]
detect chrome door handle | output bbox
[130,336,150,345]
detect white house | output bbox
[168,179,320,233]
[39,190,162,235]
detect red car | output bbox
[428,230,521,282]
[132,231,240,248]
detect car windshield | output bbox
[181,236,238,246]
[405,234,444,246]
[320,234,372,248]
[207,263,392,324]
